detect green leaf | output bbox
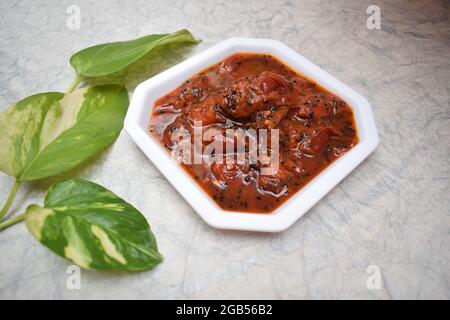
[25,179,162,271]
[0,85,129,181]
[0,92,64,178]
[70,29,199,78]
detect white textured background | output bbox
[0,0,449,299]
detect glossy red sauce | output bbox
[149,53,358,213]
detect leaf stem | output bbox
[0,213,26,231]
[0,180,21,220]
[66,75,81,94]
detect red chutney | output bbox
[149,53,358,213]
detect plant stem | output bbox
[66,75,81,94]
[0,213,26,231]
[0,180,21,220]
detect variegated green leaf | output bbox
[0,85,129,181]
[0,92,64,177]
[25,179,163,271]
[70,29,199,78]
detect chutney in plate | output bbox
[149,53,358,213]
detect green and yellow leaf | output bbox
[0,85,129,181]
[70,29,199,78]
[25,179,163,271]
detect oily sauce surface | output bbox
[149,53,358,213]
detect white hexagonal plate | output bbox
[125,38,379,232]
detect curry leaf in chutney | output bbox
[70,29,199,78]
[25,179,163,271]
[0,85,129,182]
